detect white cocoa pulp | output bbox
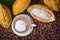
[31,8,52,20]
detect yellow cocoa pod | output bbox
[43,0,59,11]
[0,4,12,28]
[27,4,55,22]
[13,0,30,15]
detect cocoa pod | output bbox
[43,0,60,11]
[12,0,30,15]
[27,4,55,22]
[0,4,12,28]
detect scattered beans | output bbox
[0,0,60,40]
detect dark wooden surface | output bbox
[0,0,60,40]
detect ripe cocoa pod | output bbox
[27,4,55,22]
[0,4,12,28]
[12,0,30,15]
[43,0,59,11]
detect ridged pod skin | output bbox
[27,4,55,22]
[13,0,31,15]
[0,4,12,28]
[43,0,59,11]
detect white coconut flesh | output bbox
[31,8,52,20]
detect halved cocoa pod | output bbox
[27,4,56,22]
